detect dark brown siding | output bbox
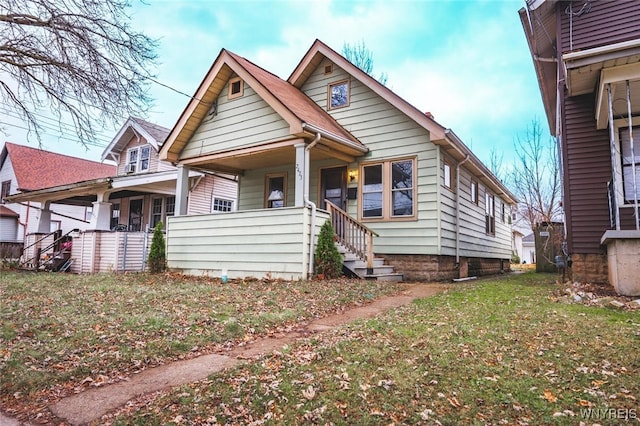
[559,0,640,53]
[562,93,611,254]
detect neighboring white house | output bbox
[4,117,238,272]
[0,142,115,242]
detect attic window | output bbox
[228,77,244,99]
[324,64,333,75]
[328,80,349,110]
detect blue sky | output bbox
[3,0,546,171]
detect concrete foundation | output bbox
[601,230,640,296]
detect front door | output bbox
[128,198,143,231]
[320,166,347,210]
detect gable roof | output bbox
[102,117,171,162]
[1,142,116,192]
[289,39,448,142]
[289,39,517,204]
[160,48,366,163]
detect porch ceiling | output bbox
[594,63,640,129]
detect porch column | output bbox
[175,165,190,216]
[294,142,306,207]
[36,200,52,233]
[90,191,112,231]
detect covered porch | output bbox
[564,41,640,295]
[167,132,385,280]
[5,170,204,273]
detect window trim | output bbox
[359,157,417,222]
[1,179,11,202]
[126,145,151,174]
[470,179,478,204]
[265,173,287,208]
[485,192,496,236]
[443,161,453,190]
[616,123,640,204]
[212,197,235,213]
[228,77,244,99]
[150,196,175,229]
[328,79,350,110]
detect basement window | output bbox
[228,77,244,99]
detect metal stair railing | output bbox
[20,228,77,271]
[324,200,378,273]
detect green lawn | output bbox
[103,272,640,426]
[0,271,401,422]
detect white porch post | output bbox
[294,142,306,207]
[175,165,190,216]
[90,191,112,231]
[36,200,52,233]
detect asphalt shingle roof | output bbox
[3,142,116,192]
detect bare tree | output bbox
[488,145,505,183]
[0,0,157,148]
[342,40,388,86]
[509,118,562,230]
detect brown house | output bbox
[519,0,640,295]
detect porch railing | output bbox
[325,200,378,272]
[20,228,77,270]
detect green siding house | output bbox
[160,40,516,281]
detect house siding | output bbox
[559,0,640,53]
[180,77,291,160]
[440,156,512,260]
[166,207,327,280]
[301,59,441,256]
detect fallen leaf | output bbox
[543,389,557,403]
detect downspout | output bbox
[455,155,470,265]
[304,133,321,279]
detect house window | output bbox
[328,80,349,110]
[126,145,151,173]
[362,158,416,220]
[501,202,506,223]
[266,174,286,208]
[228,77,244,99]
[324,64,333,75]
[443,162,453,190]
[470,179,478,204]
[619,127,640,202]
[111,203,120,229]
[363,164,383,218]
[485,192,495,235]
[213,198,234,213]
[150,196,175,229]
[1,180,10,202]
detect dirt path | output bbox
[37,283,449,425]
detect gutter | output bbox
[304,133,321,279]
[455,155,470,265]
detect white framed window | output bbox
[266,174,286,208]
[361,158,416,220]
[228,77,244,99]
[619,127,640,202]
[126,145,151,173]
[485,192,495,235]
[212,197,234,213]
[150,196,175,229]
[328,79,350,110]
[470,179,478,204]
[443,161,453,190]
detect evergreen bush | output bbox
[148,222,166,273]
[314,220,343,279]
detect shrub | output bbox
[148,222,166,273]
[314,220,342,279]
[511,251,521,265]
